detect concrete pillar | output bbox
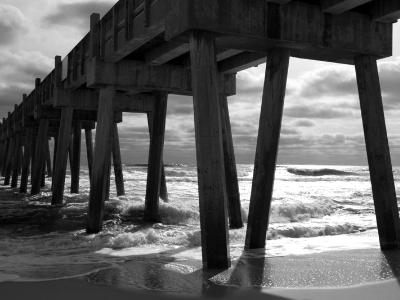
[20,128,33,193]
[189,31,230,269]
[245,48,290,250]
[85,129,93,180]
[31,119,49,195]
[111,123,125,196]
[144,94,168,221]
[71,121,82,193]
[355,54,400,249]
[11,134,22,188]
[87,88,114,233]
[219,92,243,229]
[147,112,168,202]
[51,107,73,205]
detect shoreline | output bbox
[1,276,399,300]
[2,248,400,299]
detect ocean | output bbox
[0,164,398,292]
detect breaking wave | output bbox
[267,223,368,239]
[287,168,357,177]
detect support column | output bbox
[4,138,14,185]
[219,92,243,229]
[30,130,37,184]
[160,166,168,202]
[1,139,9,177]
[51,107,73,205]
[51,135,58,190]
[111,123,125,196]
[355,55,400,249]
[40,159,46,188]
[0,141,4,175]
[31,120,49,195]
[144,94,168,222]
[245,48,290,250]
[11,134,22,188]
[45,139,52,177]
[85,129,94,180]
[87,88,114,233]
[71,121,82,193]
[147,112,168,202]
[20,128,33,193]
[68,135,73,172]
[190,32,230,269]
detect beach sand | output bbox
[1,248,400,300]
[0,271,399,300]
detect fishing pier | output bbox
[1,0,400,269]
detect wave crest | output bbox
[287,168,357,177]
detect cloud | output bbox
[43,1,114,30]
[0,50,52,118]
[284,105,354,119]
[166,95,193,117]
[297,67,357,98]
[292,120,315,127]
[0,5,27,46]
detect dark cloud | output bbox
[0,50,52,118]
[43,1,114,30]
[0,5,27,46]
[0,84,28,118]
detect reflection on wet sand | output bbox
[85,247,400,299]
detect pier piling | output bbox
[219,92,243,229]
[111,123,125,197]
[355,55,400,249]
[85,129,94,180]
[52,107,73,205]
[31,119,49,195]
[245,49,290,250]
[144,94,168,222]
[190,32,230,269]
[71,121,82,193]
[20,128,33,193]
[87,88,114,233]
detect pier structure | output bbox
[1,0,400,269]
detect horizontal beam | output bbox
[54,88,155,112]
[322,0,372,14]
[166,0,393,61]
[87,58,237,96]
[145,39,189,65]
[266,0,291,3]
[218,52,266,73]
[373,0,400,23]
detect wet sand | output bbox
[0,273,399,300]
[1,248,400,300]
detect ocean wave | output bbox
[123,203,199,225]
[287,168,357,177]
[267,223,366,239]
[268,200,337,223]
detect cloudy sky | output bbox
[1,0,400,166]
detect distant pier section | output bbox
[1,0,400,269]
